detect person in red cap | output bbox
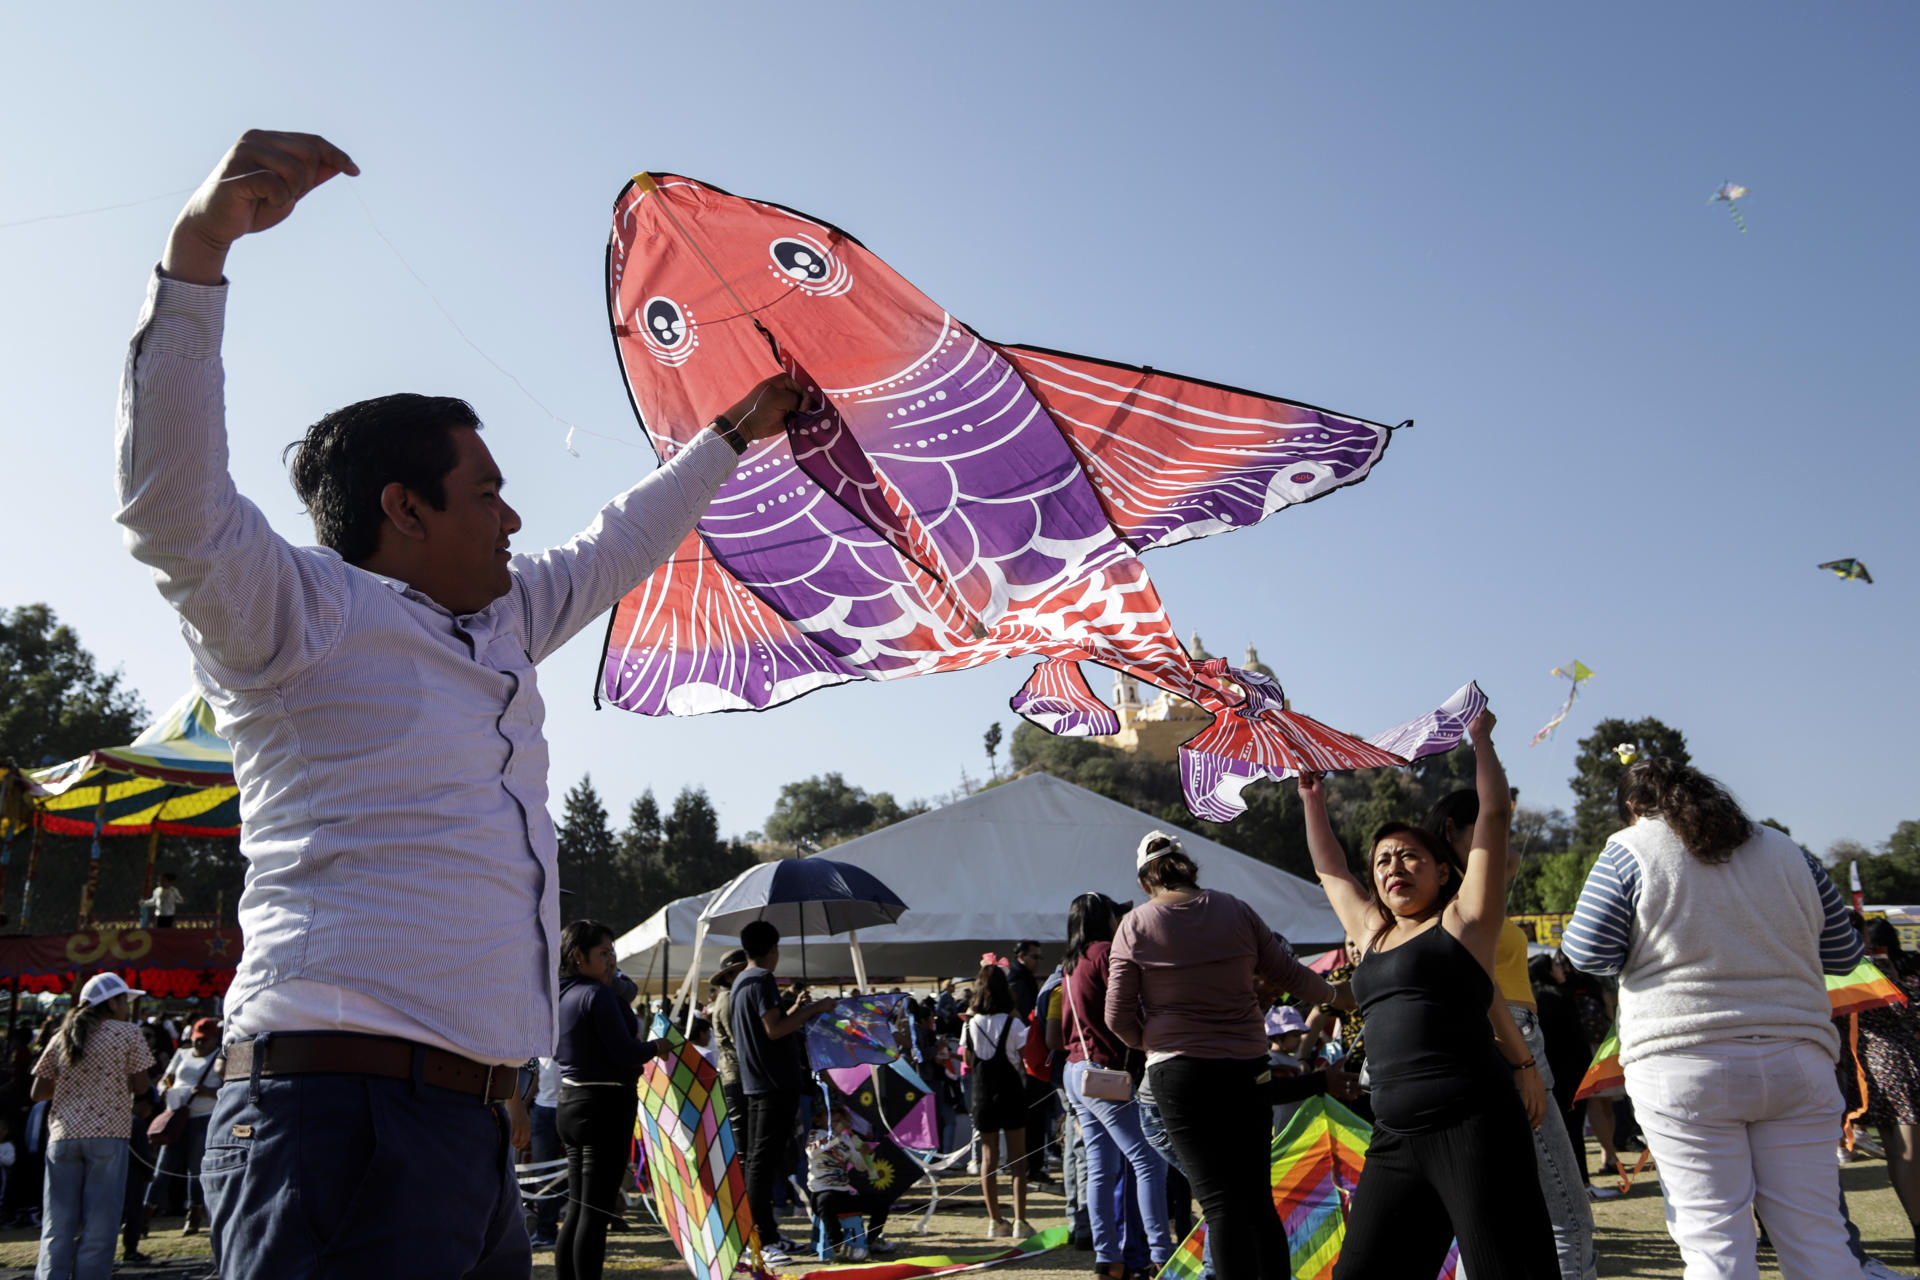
[146,1018,223,1236]
[31,973,156,1278]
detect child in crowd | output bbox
[805,1106,893,1261]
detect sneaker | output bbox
[848,1245,870,1262]
[986,1219,1012,1239]
[1861,1259,1914,1279]
[123,1250,153,1265]
[867,1234,896,1256]
[1013,1219,1035,1240]
[529,1230,558,1248]
[762,1243,793,1264]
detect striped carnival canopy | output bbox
[13,691,238,838]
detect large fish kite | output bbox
[596,174,1454,820]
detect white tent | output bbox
[615,772,1343,991]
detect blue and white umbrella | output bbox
[682,857,909,1010]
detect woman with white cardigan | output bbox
[1561,758,1863,1280]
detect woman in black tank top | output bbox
[1301,708,1556,1280]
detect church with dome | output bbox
[1093,636,1279,763]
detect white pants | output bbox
[1624,1036,1855,1280]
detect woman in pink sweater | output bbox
[1106,832,1344,1280]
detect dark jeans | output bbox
[1149,1057,1286,1280]
[745,1089,799,1248]
[556,1084,639,1280]
[202,1063,530,1279]
[1332,1096,1557,1280]
[721,1079,749,1160]
[122,1131,153,1257]
[812,1188,890,1243]
[146,1113,211,1208]
[1023,1074,1052,1179]
[528,1103,562,1237]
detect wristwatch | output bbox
[713,413,748,455]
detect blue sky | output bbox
[2,2,1914,858]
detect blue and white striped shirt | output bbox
[1563,840,1861,977]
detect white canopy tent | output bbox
[615,772,1343,992]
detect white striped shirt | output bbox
[115,270,732,1063]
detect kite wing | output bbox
[997,346,1401,553]
[635,1027,751,1280]
[1818,558,1873,584]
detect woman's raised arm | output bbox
[1299,773,1382,945]
[1446,709,1512,967]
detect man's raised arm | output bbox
[116,132,359,688]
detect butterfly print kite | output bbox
[596,174,1459,820]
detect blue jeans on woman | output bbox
[1066,1060,1174,1268]
[38,1137,128,1280]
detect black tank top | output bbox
[1351,922,1512,1133]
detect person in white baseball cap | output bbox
[31,971,156,1277]
[77,972,146,1008]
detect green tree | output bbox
[763,773,924,850]
[0,604,146,769]
[1832,823,1920,904]
[617,790,667,918]
[556,775,622,923]
[660,786,755,901]
[984,723,1003,779]
[1568,718,1689,856]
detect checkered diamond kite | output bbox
[636,1026,751,1280]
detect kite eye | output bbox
[771,237,831,282]
[644,298,686,346]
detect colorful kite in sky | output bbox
[635,1027,751,1280]
[805,993,910,1071]
[1157,1097,1457,1280]
[595,174,1429,821]
[1819,558,1873,584]
[1711,182,1750,233]
[1528,660,1593,748]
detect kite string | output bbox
[343,184,644,456]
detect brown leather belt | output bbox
[222,1033,519,1102]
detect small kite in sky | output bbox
[1711,182,1750,233]
[1529,660,1594,748]
[596,173,1440,821]
[1819,558,1873,584]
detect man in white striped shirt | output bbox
[117,130,799,1277]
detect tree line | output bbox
[9,601,1920,934]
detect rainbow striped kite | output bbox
[1157,1098,1457,1280]
[1575,958,1909,1102]
[635,1026,751,1280]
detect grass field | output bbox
[0,1138,1909,1277]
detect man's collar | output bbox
[314,546,478,622]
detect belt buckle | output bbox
[481,1062,501,1101]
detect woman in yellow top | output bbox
[1433,790,1595,1280]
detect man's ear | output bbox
[378,481,430,542]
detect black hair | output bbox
[1868,918,1906,962]
[740,920,780,961]
[285,393,481,564]
[558,919,616,976]
[1428,789,1479,850]
[1364,822,1463,949]
[970,964,1015,1016]
[1617,758,1752,865]
[1139,847,1201,894]
[1527,952,1562,988]
[1064,894,1119,976]
[1016,939,1042,959]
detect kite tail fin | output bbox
[1178,680,1405,823]
[1010,658,1120,737]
